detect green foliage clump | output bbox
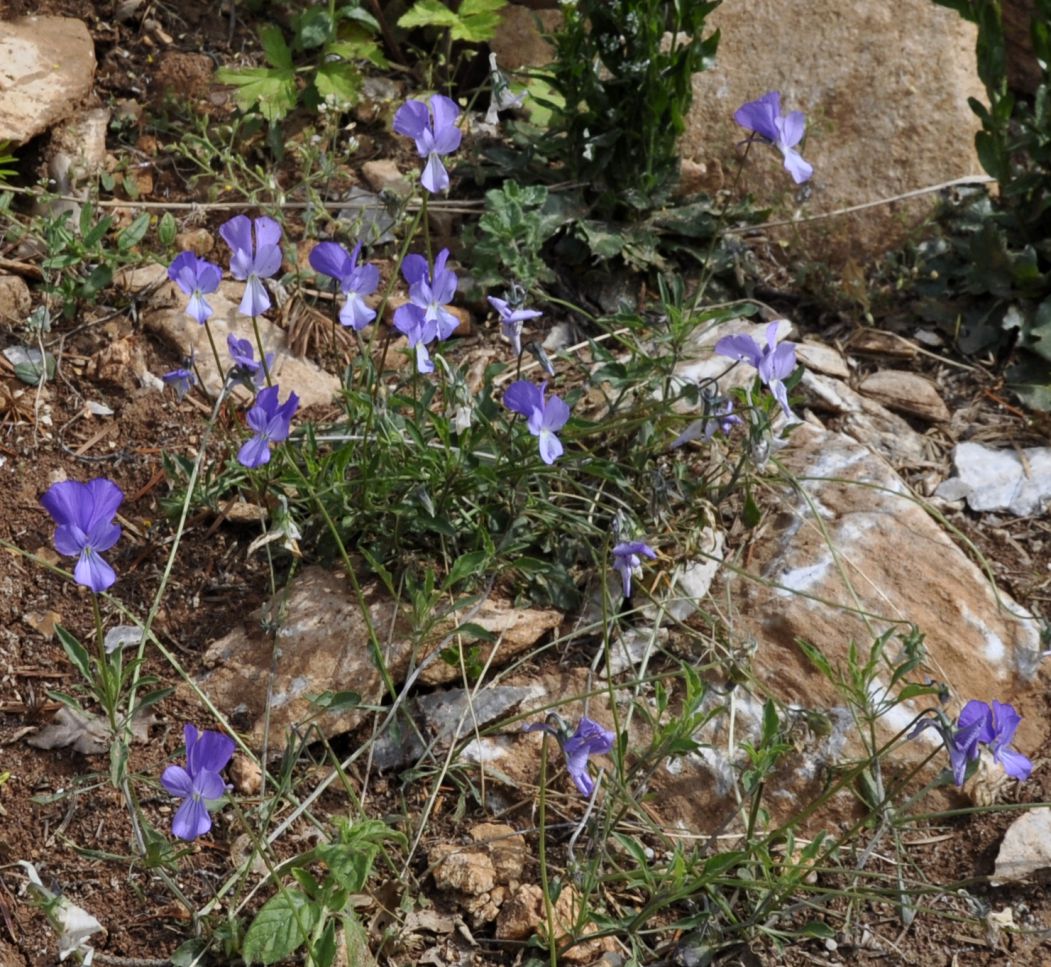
[217,4,386,125]
[544,0,721,216]
[926,0,1051,405]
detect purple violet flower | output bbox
[912,699,1033,787]
[308,241,380,331]
[393,249,459,374]
[525,716,615,798]
[612,541,658,599]
[671,398,743,449]
[40,478,123,593]
[488,295,542,358]
[734,91,813,185]
[237,384,299,469]
[168,252,221,325]
[162,363,196,401]
[219,215,283,316]
[393,94,462,194]
[714,322,797,421]
[227,334,274,391]
[503,380,571,465]
[161,724,235,841]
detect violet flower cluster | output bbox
[41,478,123,593]
[525,716,615,798]
[393,248,459,373]
[912,699,1032,787]
[489,295,541,358]
[734,91,813,184]
[161,725,235,841]
[219,215,283,317]
[168,252,221,325]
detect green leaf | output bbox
[216,66,298,122]
[398,0,506,42]
[310,690,362,711]
[56,625,93,681]
[293,7,333,49]
[260,23,293,69]
[450,0,507,41]
[443,550,489,589]
[314,61,363,108]
[157,211,177,247]
[242,889,321,965]
[117,212,150,252]
[397,0,459,31]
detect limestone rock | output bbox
[193,567,414,753]
[858,369,951,423]
[936,441,1051,516]
[420,598,562,685]
[684,2,984,262]
[795,342,850,380]
[0,275,31,325]
[993,807,1051,885]
[361,159,411,196]
[720,424,1044,756]
[489,6,560,71]
[802,370,930,465]
[0,17,96,145]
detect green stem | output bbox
[203,320,226,393]
[537,735,559,967]
[251,314,273,387]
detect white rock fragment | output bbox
[993,807,1051,885]
[936,441,1051,517]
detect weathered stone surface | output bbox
[194,566,561,755]
[683,2,985,262]
[488,6,560,71]
[795,341,850,380]
[194,567,414,752]
[0,275,31,325]
[802,370,931,465]
[420,598,561,685]
[719,424,1044,755]
[936,441,1051,516]
[858,369,951,423]
[0,17,96,145]
[47,107,109,194]
[119,264,341,408]
[993,806,1051,885]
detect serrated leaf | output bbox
[216,66,298,122]
[397,0,459,31]
[450,0,506,41]
[293,7,333,49]
[259,23,293,69]
[314,61,363,108]
[242,889,320,965]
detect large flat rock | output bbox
[683,1,985,262]
[0,17,96,145]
